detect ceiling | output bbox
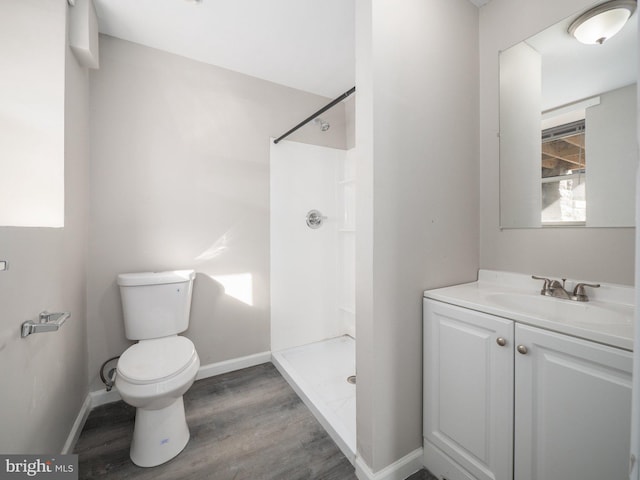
[93,0,355,98]
[525,7,637,111]
[92,0,489,99]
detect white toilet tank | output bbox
[117,270,196,340]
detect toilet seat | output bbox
[118,336,197,385]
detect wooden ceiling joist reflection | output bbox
[542,133,585,171]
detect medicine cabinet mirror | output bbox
[499,1,637,228]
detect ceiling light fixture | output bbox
[568,0,636,45]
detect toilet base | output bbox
[130,396,190,467]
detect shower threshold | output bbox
[272,335,356,465]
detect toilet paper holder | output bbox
[21,311,71,338]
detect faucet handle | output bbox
[572,283,601,302]
[532,275,552,295]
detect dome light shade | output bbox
[568,0,636,45]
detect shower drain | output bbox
[347,375,356,385]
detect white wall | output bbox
[0,0,90,453]
[339,149,357,338]
[355,0,479,472]
[0,0,65,227]
[587,84,637,227]
[499,42,542,228]
[480,0,635,285]
[345,95,356,149]
[87,36,349,390]
[270,141,343,351]
[631,15,640,478]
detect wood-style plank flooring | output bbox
[75,363,356,479]
[75,362,437,480]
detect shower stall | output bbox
[270,137,356,463]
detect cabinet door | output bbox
[514,324,633,480]
[424,299,514,480]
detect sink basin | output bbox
[485,292,633,326]
[424,270,635,350]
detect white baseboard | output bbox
[195,351,271,381]
[61,394,92,454]
[355,448,424,480]
[89,386,122,407]
[87,351,273,408]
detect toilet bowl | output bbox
[115,270,199,467]
[116,336,200,467]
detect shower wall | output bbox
[338,148,356,338]
[270,140,354,351]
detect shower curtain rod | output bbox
[273,86,356,144]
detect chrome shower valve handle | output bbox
[306,209,327,229]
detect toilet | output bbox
[115,270,200,467]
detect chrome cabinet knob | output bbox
[517,345,528,355]
[496,337,507,347]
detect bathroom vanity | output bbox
[423,270,633,480]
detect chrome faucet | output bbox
[532,276,600,302]
[550,278,572,299]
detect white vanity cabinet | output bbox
[423,299,514,480]
[514,323,632,480]
[423,298,633,480]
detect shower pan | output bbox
[270,139,356,463]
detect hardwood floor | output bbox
[75,363,356,480]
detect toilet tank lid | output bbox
[117,270,195,287]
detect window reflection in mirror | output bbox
[541,119,586,225]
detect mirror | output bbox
[499,2,637,228]
[0,2,65,227]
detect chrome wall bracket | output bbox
[21,311,71,338]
